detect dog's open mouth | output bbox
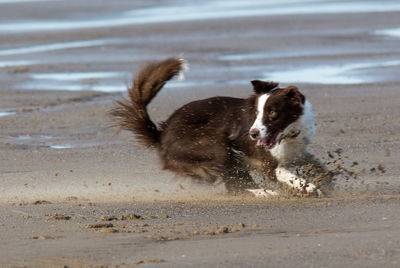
[256,131,280,149]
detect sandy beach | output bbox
[1,0,400,267]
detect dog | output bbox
[111,57,326,197]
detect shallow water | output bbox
[264,60,400,84]
[0,0,399,92]
[0,111,16,117]
[18,71,129,92]
[0,134,52,146]
[13,58,400,92]
[0,39,123,56]
[376,28,400,38]
[16,70,249,92]
[0,60,35,67]
[1,0,400,34]
[49,141,118,149]
[18,82,128,92]
[30,72,124,81]
[0,0,59,3]
[218,49,390,61]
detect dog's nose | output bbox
[249,128,260,140]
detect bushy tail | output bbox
[110,57,186,147]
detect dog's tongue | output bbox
[265,131,280,149]
[257,131,280,149]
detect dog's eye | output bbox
[269,110,278,119]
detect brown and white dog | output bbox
[111,57,323,197]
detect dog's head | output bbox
[249,80,306,150]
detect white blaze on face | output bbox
[250,93,269,139]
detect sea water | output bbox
[0,0,399,93]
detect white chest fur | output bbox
[269,100,315,164]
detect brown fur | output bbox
[110,58,183,147]
[111,58,307,193]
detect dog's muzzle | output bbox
[249,128,260,140]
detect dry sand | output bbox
[0,0,400,267]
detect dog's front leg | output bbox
[275,167,321,196]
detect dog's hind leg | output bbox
[161,126,260,193]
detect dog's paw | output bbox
[304,182,317,193]
[304,183,323,197]
[246,189,279,198]
[276,167,321,197]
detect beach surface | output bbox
[1,0,400,267]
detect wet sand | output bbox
[1,0,400,267]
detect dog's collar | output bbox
[269,86,280,93]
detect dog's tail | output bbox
[110,57,187,147]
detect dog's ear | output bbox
[251,80,279,94]
[284,85,305,105]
